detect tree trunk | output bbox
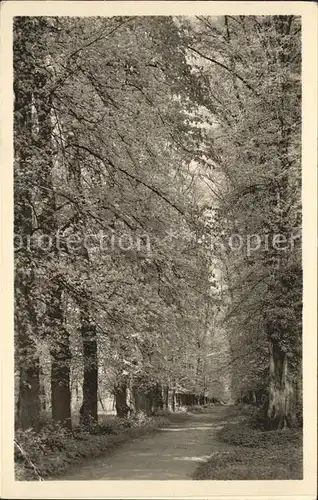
[267,341,296,429]
[14,19,41,431]
[49,284,72,429]
[18,363,40,430]
[25,33,73,430]
[15,271,41,430]
[171,389,176,412]
[131,385,141,412]
[79,309,98,427]
[144,391,153,416]
[163,385,169,410]
[98,391,105,412]
[51,356,71,428]
[150,383,163,414]
[115,383,129,418]
[252,391,257,405]
[131,378,153,415]
[39,366,46,411]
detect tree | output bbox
[186,15,301,427]
[14,15,216,429]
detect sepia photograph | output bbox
[0,1,317,499]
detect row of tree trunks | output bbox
[175,393,208,407]
[131,384,163,415]
[14,18,74,431]
[114,380,165,417]
[113,381,211,418]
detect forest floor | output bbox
[54,405,302,481]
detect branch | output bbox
[188,46,259,96]
[69,143,185,217]
[66,19,132,62]
[14,440,44,481]
[222,275,269,324]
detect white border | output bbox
[1,2,317,499]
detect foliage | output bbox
[14,15,216,430]
[182,15,302,421]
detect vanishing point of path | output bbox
[55,406,232,480]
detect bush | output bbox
[15,423,73,480]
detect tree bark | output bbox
[14,18,41,430]
[98,391,105,412]
[150,383,163,414]
[39,366,46,411]
[171,389,176,412]
[267,341,296,429]
[49,284,72,429]
[16,295,41,430]
[265,18,301,431]
[115,383,129,418]
[163,385,169,410]
[36,84,76,428]
[79,309,98,427]
[15,257,41,431]
[132,385,146,413]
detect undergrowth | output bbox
[193,405,303,480]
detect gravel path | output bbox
[55,407,231,480]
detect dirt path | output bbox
[55,406,232,480]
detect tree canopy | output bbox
[14,15,302,432]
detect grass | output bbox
[15,410,189,481]
[193,406,303,480]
